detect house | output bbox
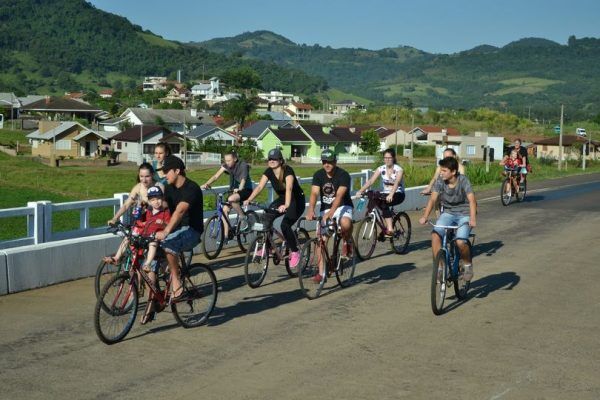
[98,116,129,132]
[408,125,461,144]
[160,87,192,107]
[331,100,365,115]
[188,125,238,146]
[285,102,312,121]
[191,77,220,97]
[0,92,20,120]
[428,131,504,161]
[99,89,114,99]
[142,77,168,91]
[239,120,295,141]
[111,125,184,164]
[119,108,207,134]
[306,111,339,125]
[269,100,289,112]
[533,135,599,161]
[17,94,45,107]
[255,110,293,121]
[257,91,296,103]
[21,96,103,122]
[26,121,110,158]
[375,126,411,150]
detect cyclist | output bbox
[356,148,405,237]
[152,142,172,185]
[243,148,305,269]
[155,155,204,302]
[306,150,354,282]
[509,138,528,185]
[202,150,253,240]
[418,156,477,282]
[421,147,465,195]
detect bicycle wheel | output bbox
[453,241,472,300]
[202,215,224,259]
[298,238,326,300]
[244,236,270,288]
[431,250,448,316]
[516,178,527,202]
[94,273,138,345]
[285,227,310,276]
[171,264,218,328]
[390,212,411,254]
[354,216,377,260]
[500,177,512,206]
[182,250,193,267]
[94,256,122,299]
[335,238,356,288]
[237,210,258,253]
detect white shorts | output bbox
[320,205,353,225]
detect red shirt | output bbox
[135,207,171,236]
[504,158,520,169]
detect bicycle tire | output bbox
[202,215,224,259]
[390,212,412,254]
[94,273,138,345]
[94,256,122,299]
[298,238,326,300]
[453,241,472,300]
[285,227,310,276]
[171,264,218,328]
[516,178,527,202]
[237,210,259,253]
[244,236,270,288]
[354,216,377,260]
[500,177,513,206]
[335,237,356,288]
[431,250,448,316]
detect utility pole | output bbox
[139,123,143,165]
[410,113,415,167]
[558,105,564,171]
[394,105,398,151]
[183,115,187,167]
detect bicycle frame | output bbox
[128,246,170,307]
[314,218,341,275]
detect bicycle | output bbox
[94,229,218,345]
[95,221,192,299]
[243,203,310,288]
[202,189,259,259]
[429,221,475,316]
[500,167,527,206]
[353,191,411,260]
[298,217,356,300]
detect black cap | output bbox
[161,155,185,173]
[268,148,283,160]
[320,149,336,162]
[147,185,164,198]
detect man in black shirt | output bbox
[155,155,203,301]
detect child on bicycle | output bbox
[202,150,253,240]
[419,157,477,282]
[243,148,305,269]
[356,148,405,237]
[500,150,522,187]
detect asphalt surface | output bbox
[1,173,599,400]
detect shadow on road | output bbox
[354,262,416,285]
[468,271,520,299]
[472,240,504,257]
[522,195,544,203]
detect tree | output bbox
[360,129,380,154]
[222,96,257,130]
[303,95,323,110]
[222,67,261,90]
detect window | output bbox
[116,142,122,150]
[466,145,475,156]
[55,140,71,150]
[143,144,155,154]
[170,144,180,153]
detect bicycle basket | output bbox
[253,209,279,232]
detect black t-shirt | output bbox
[263,165,304,199]
[509,146,529,165]
[312,167,353,212]
[164,178,204,234]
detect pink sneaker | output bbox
[289,251,300,269]
[255,248,264,258]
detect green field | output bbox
[492,77,563,96]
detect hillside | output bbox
[0,0,327,96]
[194,31,600,118]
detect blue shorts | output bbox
[432,213,471,241]
[161,226,200,255]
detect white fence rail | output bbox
[301,155,375,164]
[185,151,221,165]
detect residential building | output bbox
[188,125,238,146]
[142,77,168,91]
[0,92,20,120]
[159,87,192,107]
[118,108,207,134]
[257,91,296,103]
[26,121,110,158]
[285,102,312,121]
[408,125,461,144]
[20,96,103,122]
[331,100,365,115]
[428,131,504,161]
[191,77,220,97]
[111,125,183,164]
[239,120,294,141]
[99,89,114,99]
[533,135,599,161]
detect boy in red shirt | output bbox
[139,185,171,273]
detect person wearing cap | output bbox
[201,150,253,239]
[154,155,204,302]
[306,149,354,281]
[243,148,305,269]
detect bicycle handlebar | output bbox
[427,221,469,229]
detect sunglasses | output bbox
[321,160,334,165]
[268,158,279,162]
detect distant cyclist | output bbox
[356,148,405,237]
[202,150,253,239]
[509,138,528,184]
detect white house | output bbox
[142,77,168,91]
[119,108,207,134]
[331,100,365,115]
[257,91,296,103]
[111,125,183,164]
[188,125,238,146]
[191,77,220,97]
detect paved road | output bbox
[1,173,600,399]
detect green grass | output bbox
[0,129,30,147]
[324,88,373,105]
[493,77,563,96]
[136,32,180,49]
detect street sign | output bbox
[554,125,561,134]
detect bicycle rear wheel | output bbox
[237,210,258,253]
[298,238,326,299]
[335,238,356,288]
[500,177,513,206]
[244,236,270,288]
[171,264,218,328]
[285,227,310,276]
[431,250,448,316]
[94,273,138,345]
[202,215,224,259]
[354,216,377,260]
[390,212,411,254]
[453,241,472,300]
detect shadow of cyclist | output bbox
[467,271,520,299]
[471,240,504,257]
[353,262,416,285]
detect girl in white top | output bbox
[356,148,405,237]
[421,147,465,195]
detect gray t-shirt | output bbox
[433,174,473,215]
[223,160,252,190]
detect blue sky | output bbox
[88,0,600,53]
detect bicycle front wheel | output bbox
[431,250,448,316]
[94,273,138,345]
[335,238,356,288]
[171,264,218,328]
[298,238,326,300]
[244,236,270,288]
[202,215,224,259]
[354,217,377,260]
[500,177,512,206]
[237,210,258,253]
[390,212,411,254]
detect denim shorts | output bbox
[161,226,200,255]
[432,213,471,241]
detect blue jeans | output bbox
[161,226,200,255]
[432,213,471,240]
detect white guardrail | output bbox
[0,170,428,295]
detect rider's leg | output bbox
[221,204,230,239]
[383,192,405,234]
[456,240,471,265]
[161,227,200,299]
[431,232,442,259]
[227,193,244,224]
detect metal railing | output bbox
[300,155,375,164]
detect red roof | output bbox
[99,89,114,95]
[417,125,460,136]
[291,102,313,110]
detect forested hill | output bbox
[194,32,600,116]
[0,0,327,95]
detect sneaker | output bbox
[312,273,323,283]
[462,264,473,282]
[255,248,265,258]
[289,251,300,269]
[383,229,394,238]
[238,217,249,232]
[341,241,353,258]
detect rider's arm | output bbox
[422,166,441,194]
[389,168,404,194]
[160,200,189,237]
[110,184,138,223]
[419,191,439,223]
[245,175,269,203]
[283,174,294,209]
[306,185,320,217]
[467,192,477,227]
[357,168,381,194]
[204,166,226,188]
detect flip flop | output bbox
[102,256,119,265]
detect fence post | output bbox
[360,169,371,192]
[80,207,90,230]
[27,201,49,244]
[113,193,128,223]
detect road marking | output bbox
[478,179,600,203]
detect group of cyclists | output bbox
[106,140,486,324]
